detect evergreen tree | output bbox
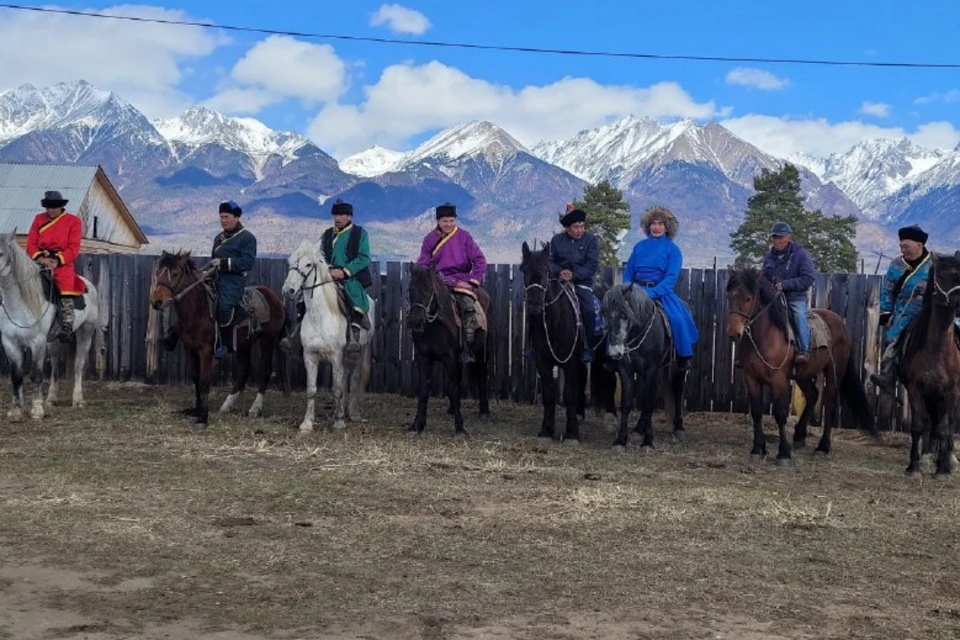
[572,180,631,267]
[730,164,858,272]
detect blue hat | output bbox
[219,201,242,216]
[769,221,792,237]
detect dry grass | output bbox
[0,382,959,639]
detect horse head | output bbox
[725,266,764,340]
[0,230,17,277]
[603,284,645,360]
[520,240,551,316]
[282,240,322,302]
[931,252,960,309]
[151,250,195,310]
[407,263,441,335]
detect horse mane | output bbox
[606,283,653,327]
[159,250,197,274]
[903,252,958,362]
[2,234,47,318]
[727,268,790,337]
[410,263,451,304]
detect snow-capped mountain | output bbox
[399,121,529,170]
[794,139,948,218]
[339,145,406,177]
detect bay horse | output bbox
[281,240,374,432]
[899,252,960,478]
[0,231,102,420]
[406,263,490,437]
[150,251,286,429]
[603,283,687,450]
[725,267,877,466]
[520,241,618,444]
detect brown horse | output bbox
[900,252,960,478]
[149,251,286,429]
[725,268,877,465]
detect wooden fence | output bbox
[0,254,905,428]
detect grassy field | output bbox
[0,381,959,639]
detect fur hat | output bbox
[332,199,353,216]
[219,201,242,216]
[40,190,68,208]
[898,224,928,244]
[640,205,679,239]
[559,203,586,227]
[436,203,456,219]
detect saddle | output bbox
[450,288,490,333]
[784,307,832,350]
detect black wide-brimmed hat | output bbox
[40,190,68,208]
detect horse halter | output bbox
[287,259,334,300]
[932,272,960,306]
[728,285,792,370]
[409,278,440,326]
[154,263,211,307]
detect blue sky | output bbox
[1,1,958,158]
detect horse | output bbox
[725,267,877,466]
[150,250,286,428]
[406,263,490,437]
[899,252,960,478]
[281,240,374,432]
[603,283,687,451]
[0,231,102,420]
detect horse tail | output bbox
[839,352,879,437]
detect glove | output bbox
[879,312,891,328]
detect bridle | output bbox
[409,274,441,327]
[932,270,960,307]
[728,284,792,370]
[154,262,212,308]
[286,257,336,301]
[523,271,581,364]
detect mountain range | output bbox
[2,80,958,268]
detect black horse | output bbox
[520,241,616,444]
[406,264,490,437]
[603,283,687,450]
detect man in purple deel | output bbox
[416,203,487,363]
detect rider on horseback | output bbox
[871,224,931,394]
[27,190,86,342]
[547,204,603,362]
[209,201,260,358]
[622,206,698,370]
[416,203,487,364]
[762,221,816,365]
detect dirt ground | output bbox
[1,381,959,639]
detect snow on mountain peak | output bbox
[400,121,528,168]
[340,145,407,177]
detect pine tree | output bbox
[730,164,858,273]
[572,180,631,267]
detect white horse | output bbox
[0,231,102,420]
[282,240,374,432]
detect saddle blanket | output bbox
[787,310,832,350]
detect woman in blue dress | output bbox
[622,205,699,369]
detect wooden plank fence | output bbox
[0,254,907,429]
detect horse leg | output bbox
[45,342,60,406]
[576,361,587,422]
[934,397,955,478]
[409,355,430,435]
[194,348,212,429]
[636,364,658,451]
[793,377,817,451]
[562,361,581,444]
[247,335,274,419]
[220,345,249,415]
[670,365,688,440]
[475,354,490,418]
[299,350,320,433]
[537,359,557,441]
[905,388,927,477]
[613,364,633,450]
[745,376,766,462]
[71,325,94,408]
[5,339,25,421]
[449,358,467,438]
[815,366,840,458]
[773,378,793,467]
[330,354,349,431]
[346,354,362,421]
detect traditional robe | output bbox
[416,226,486,296]
[880,250,932,343]
[26,210,86,295]
[321,223,371,314]
[211,224,256,325]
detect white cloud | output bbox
[0,5,224,118]
[207,36,347,114]
[914,89,960,105]
[308,61,726,157]
[724,67,789,91]
[859,101,891,118]
[369,4,431,35]
[722,114,960,158]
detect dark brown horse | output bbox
[406,263,490,437]
[149,251,286,428]
[900,252,960,478]
[725,268,877,465]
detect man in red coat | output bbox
[26,190,86,341]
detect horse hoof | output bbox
[298,422,314,433]
[407,429,421,438]
[749,454,765,464]
[935,472,953,482]
[813,450,828,460]
[672,430,686,443]
[793,440,807,450]
[247,409,262,419]
[905,469,921,479]
[611,444,625,453]
[192,422,207,432]
[7,409,22,422]
[30,411,44,421]
[333,420,346,431]
[776,458,793,468]
[72,401,85,409]
[629,432,644,445]
[563,439,580,447]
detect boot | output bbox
[870,355,899,395]
[677,355,692,371]
[346,323,362,355]
[57,297,75,343]
[460,329,476,364]
[582,346,594,363]
[278,320,301,355]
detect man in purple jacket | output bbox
[761,221,816,364]
[416,203,487,363]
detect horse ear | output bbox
[626,282,634,293]
[955,250,960,261]
[540,241,548,251]
[521,241,530,259]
